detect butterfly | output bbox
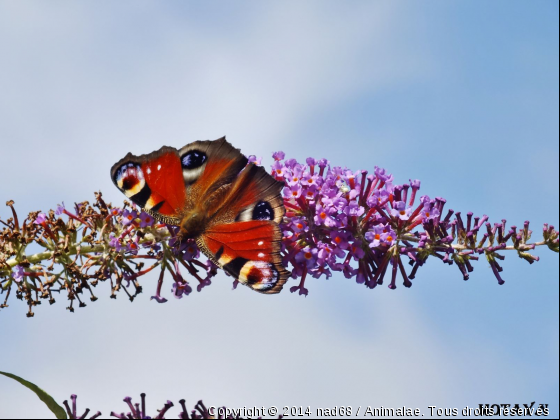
[110,137,290,294]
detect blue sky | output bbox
[0,1,558,418]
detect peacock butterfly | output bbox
[110,137,290,294]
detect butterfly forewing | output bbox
[199,162,288,293]
[111,147,187,224]
[199,221,289,294]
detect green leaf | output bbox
[0,371,67,419]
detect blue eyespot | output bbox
[252,201,273,221]
[181,150,207,169]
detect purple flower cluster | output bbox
[271,152,558,295]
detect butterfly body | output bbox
[180,211,206,239]
[111,137,290,294]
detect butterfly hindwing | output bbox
[178,137,249,203]
[207,163,285,223]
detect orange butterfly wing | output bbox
[177,138,249,201]
[111,137,290,294]
[200,220,289,294]
[198,162,289,293]
[111,147,186,223]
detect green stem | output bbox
[2,228,171,271]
